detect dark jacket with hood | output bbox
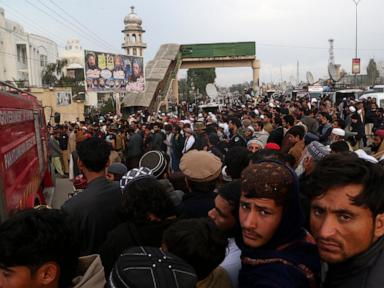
[323,236,384,288]
[236,163,321,288]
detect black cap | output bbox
[108,246,197,288]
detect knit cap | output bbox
[307,141,330,161]
[120,167,154,191]
[247,138,265,149]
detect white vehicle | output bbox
[373,85,384,93]
[332,89,363,105]
[308,85,323,100]
[199,103,224,113]
[360,92,384,108]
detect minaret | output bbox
[122,6,147,57]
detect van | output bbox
[359,92,384,108]
[332,89,363,105]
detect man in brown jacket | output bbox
[281,125,306,167]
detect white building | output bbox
[60,39,84,67]
[0,7,58,87]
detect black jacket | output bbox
[125,132,142,158]
[323,237,384,288]
[267,127,284,147]
[62,177,122,256]
[180,189,216,219]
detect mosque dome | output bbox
[124,6,142,26]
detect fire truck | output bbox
[0,81,54,222]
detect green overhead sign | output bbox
[180,42,256,58]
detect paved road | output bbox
[51,176,73,208]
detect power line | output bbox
[36,0,118,53]
[0,49,43,63]
[48,0,121,52]
[0,25,61,55]
[25,0,115,50]
[257,43,384,52]
[0,3,67,47]
[24,0,117,53]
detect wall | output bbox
[30,87,85,124]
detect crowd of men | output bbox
[1,92,384,288]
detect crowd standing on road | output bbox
[2,92,384,288]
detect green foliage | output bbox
[178,78,189,101]
[367,59,380,86]
[100,98,115,114]
[41,59,85,96]
[186,68,216,98]
[11,78,27,88]
[229,81,252,93]
[41,59,68,87]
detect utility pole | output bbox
[353,0,361,87]
[296,61,299,87]
[280,65,283,83]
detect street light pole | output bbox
[353,0,361,87]
[353,0,360,58]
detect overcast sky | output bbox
[2,0,384,86]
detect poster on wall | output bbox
[56,91,72,106]
[84,50,145,93]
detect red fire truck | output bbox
[0,81,54,222]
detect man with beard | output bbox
[128,61,144,82]
[372,129,384,159]
[192,121,208,151]
[237,161,321,287]
[85,53,100,79]
[150,123,165,151]
[49,129,65,178]
[208,180,242,288]
[317,112,333,145]
[267,116,284,147]
[307,154,384,287]
[228,117,246,150]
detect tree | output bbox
[367,58,380,86]
[41,59,85,96]
[100,98,115,114]
[229,81,252,93]
[187,68,216,100]
[41,59,68,87]
[178,78,189,101]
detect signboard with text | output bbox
[352,58,361,75]
[84,50,144,93]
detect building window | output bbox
[133,48,137,56]
[16,44,27,64]
[40,54,47,67]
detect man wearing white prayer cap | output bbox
[330,128,346,143]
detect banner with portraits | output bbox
[84,50,145,93]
